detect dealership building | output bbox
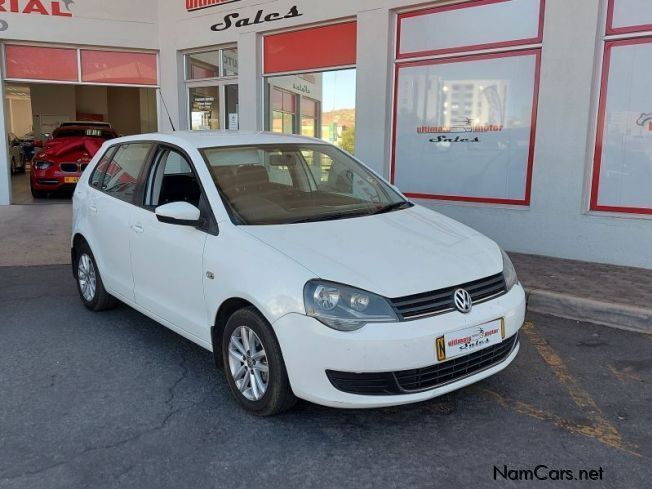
[0,0,650,269]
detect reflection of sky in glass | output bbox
[322,69,356,111]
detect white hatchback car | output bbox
[72,131,526,415]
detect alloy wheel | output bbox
[228,326,269,401]
[78,253,97,302]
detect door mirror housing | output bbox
[155,202,201,226]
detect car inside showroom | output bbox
[0,1,649,488]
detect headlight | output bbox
[501,249,519,291]
[33,161,52,170]
[304,280,398,331]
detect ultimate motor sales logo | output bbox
[186,0,240,12]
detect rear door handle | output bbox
[132,224,144,234]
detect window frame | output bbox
[89,143,156,205]
[606,0,652,36]
[396,0,546,60]
[391,46,542,206]
[589,35,652,215]
[137,143,220,235]
[184,46,239,132]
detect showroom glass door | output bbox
[185,47,239,131]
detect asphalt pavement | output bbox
[0,265,650,489]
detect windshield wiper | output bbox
[371,201,413,215]
[290,210,372,224]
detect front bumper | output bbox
[272,283,526,408]
[31,171,81,191]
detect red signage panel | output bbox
[264,22,357,74]
[5,44,78,81]
[81,50,158,86]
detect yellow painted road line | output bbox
[473,387,640,457]
[608,364,643,383]
[520,321,639,456]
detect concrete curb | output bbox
[525,288,652,335]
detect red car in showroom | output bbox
[30,124,118,198]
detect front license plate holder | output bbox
[439,319,504,360]
[64,177,80,184]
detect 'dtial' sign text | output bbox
[211,5,302,32]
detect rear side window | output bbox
[101,143,152,203]
[90,147,116,189]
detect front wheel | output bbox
[222,307,296,416]
[30,187,47,199]
[75,242,118,311]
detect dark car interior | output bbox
[212,163,367,225]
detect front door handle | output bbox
[132,223,144,234]
[89,205,98,214]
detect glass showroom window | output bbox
[262,22,357,153]
[590,0,652,215]
[185,47,239,131]
[392,0,544,205]
[270,87,298,134]
[265,70,356,153]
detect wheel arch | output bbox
[71,233,88,278]
[212,297,264,369]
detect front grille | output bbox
[60,163,79,173]
[389,273,507,320]
[326,333,518,396]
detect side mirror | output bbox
[155,202,201,226]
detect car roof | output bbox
[106,130,331,150]
[60,121,112,127]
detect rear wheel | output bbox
[222,307,296,416]
[75,242,118,311]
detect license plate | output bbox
[442,319,503,360]
[64,177,80,184]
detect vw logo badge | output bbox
[453,288,473,313]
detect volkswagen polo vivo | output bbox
[71,131,525,415]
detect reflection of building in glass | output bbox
[266,72,356,152]
[440,80,508,127]
[398,74,509,131]
[268,73,323,136]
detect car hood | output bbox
[241,205,503,298]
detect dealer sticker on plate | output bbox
[64,177,80,184]
[443,319,503,359]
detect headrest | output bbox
[235,165,269,187]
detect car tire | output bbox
[30,187,47,199]
[10,157,16,175]
[75,242,119,312]
[222,307,297,416]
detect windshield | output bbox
[201,144,410,225]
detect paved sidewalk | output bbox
[0,204,72,267]
[511,253,652,334]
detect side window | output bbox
[90,147,116,189]
[147,148,202,208]
[102,143,152,203]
